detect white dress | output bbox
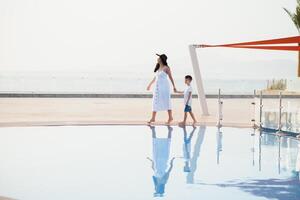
[152,70,172,112]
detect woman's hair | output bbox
[154,54,168,72]
[154,63,160,73]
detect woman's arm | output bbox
[167,157,175,173]
[164,67,177,92]
[147,77,156,91]
[147,157,154,170]
[174,90,184,94]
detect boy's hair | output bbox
[185,75,193,81]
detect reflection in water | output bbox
[198,131,300,200]
[198,178,300,200]
[281,137,300,177]
[216,128,222,165]
[278,136,281,174]
[181,126,196,173]
[1,126,299,200]
[186,126,206,184]
[147,126,174,197]
[145,126,300,199]
[295,142,300,181]
[251,129,255,166]
[259,132,300,177]
[259,131,262,171]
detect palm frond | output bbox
[296,6,300,30]
[284,7,294,19]
[284,7,300,32]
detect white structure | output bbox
[189,36,300,118]
[189,45,209,116]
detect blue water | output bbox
[0,126,299,200]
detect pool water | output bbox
[0,126,299,200]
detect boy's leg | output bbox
[189,111,197,124]
[180,112,188,125]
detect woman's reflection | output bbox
[147,125,175,197]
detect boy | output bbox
[175,75,197,126]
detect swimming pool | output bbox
[0,125,299,200]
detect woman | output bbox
[147,54,177,124]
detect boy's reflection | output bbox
[182,126,197,173]
[184,126,206,184]
[183,126,206,184]
[147,126,175,197]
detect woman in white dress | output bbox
[147,54,177,124]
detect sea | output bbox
[0,71,269,94]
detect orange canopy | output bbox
[198,36,300,51]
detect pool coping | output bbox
[0,93,300,98]
[0,121,255,128]
[0,196,16,200]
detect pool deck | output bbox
[0,196,15,200]
[0,97,256,128]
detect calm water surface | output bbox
[0,126,299,200]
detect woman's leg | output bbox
[148,111,157,123]
[167,125,173,138]
[167,110,173,124]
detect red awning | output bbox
[197,36,300,51]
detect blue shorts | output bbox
[184,105,192,112]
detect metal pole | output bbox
[278,92,283,132]
[189,45,209,116]
[217,88,223,128]
[251,90,256,128]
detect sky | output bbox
[0,0,298,79]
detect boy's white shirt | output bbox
[184,85,192,106]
